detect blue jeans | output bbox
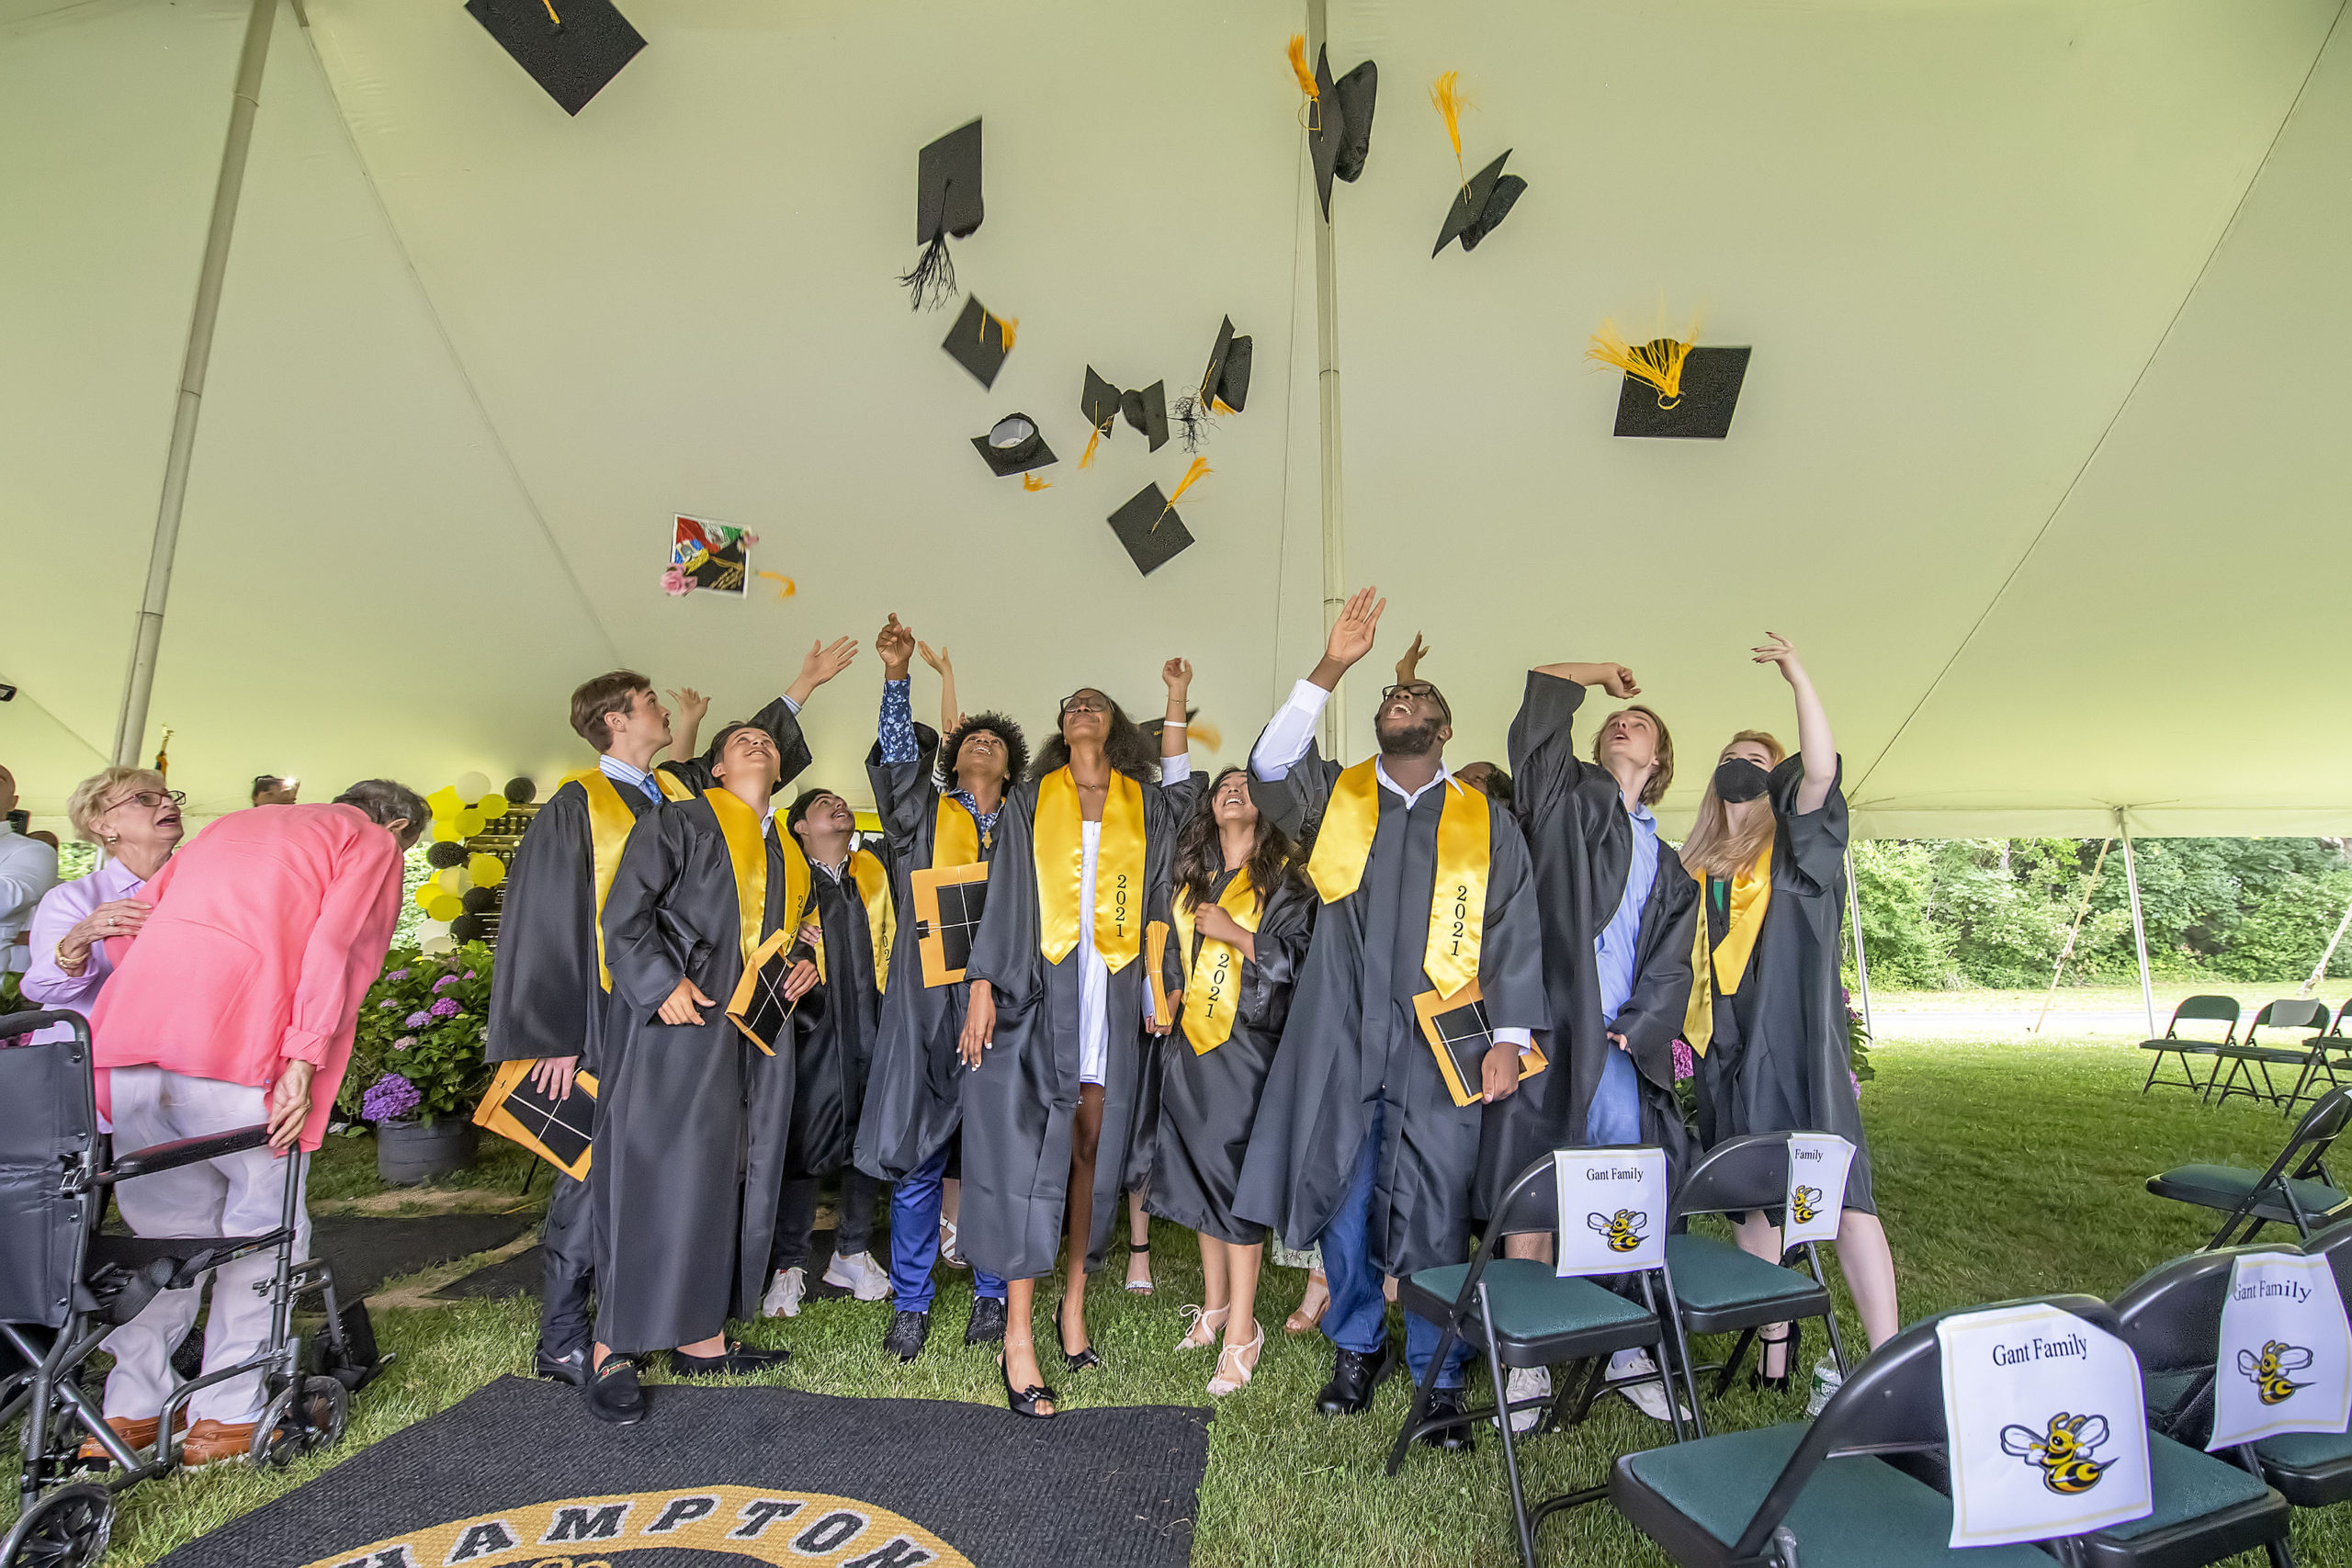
[1584,1042,1643,1146]
[1318,1101,1473,1390]
[888,1145,1004,1314]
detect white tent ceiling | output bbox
[3,0,2346,837]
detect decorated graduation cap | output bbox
[1106,458,1211,577]
[1174,317,1252,449]
[942,296,1015,389]
[1588,311,1751,439]
[1430,73,1525,255]
[972,412,1057,479]
[465,0,646,117]
[902,118,983,311]
[1289,36,1378,220]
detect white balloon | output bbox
[454,771,493,800]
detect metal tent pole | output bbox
[2030,838,2112,1034]
[112,0,278,766]
[1843,847,1874,1039]
[2115,807,2158,1038]
[2301,885,2352,998]
[1306,0,1347,761]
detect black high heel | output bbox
[999,1352,1058,1419]
[1749,1327,1795,1393]
[1057,1322,1102,1372]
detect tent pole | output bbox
[2301,883,2352,998]
[2115,807,2158,1038]
[112,0,278,767]
[2030,837,2111,1034]
[1306,0,1347,761]
[1843,847,1874,1040]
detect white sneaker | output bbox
[1497,1365,1550,1434]
[1606,1351,1693,1424]
[823,1250,891,1302]
[762,1267,806,1319]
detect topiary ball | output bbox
[503,776,538,806]
[461,886,497,915]
[449,913,487,943]
[424,840,467,869]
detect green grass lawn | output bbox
[21,1037,2352,1567]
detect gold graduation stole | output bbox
[933,793,982,869]
[850,847,895,992]
[1682,838,1774,1055]
[1173,867,1264,1055]
[1301,760,1490,999]
[1035,766,1146,972]
[566,764,695,990]
[707,788,810,968]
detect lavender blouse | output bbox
[19,857,149,1045]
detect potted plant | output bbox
[346,942,495,1183]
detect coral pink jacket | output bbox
[91,803,404,1152]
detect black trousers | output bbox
[771,1170,884,1273]
[539,1168,596,1355]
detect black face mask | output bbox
[1713,758,1771,803]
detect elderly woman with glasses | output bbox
[18,768,187,1050]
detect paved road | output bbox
[1871,1009,2158,1038]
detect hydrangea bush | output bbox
[341,941,495,1124]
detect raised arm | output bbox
[786,635,861,710]
[918,638,960,735]
[1754,633,1834,816]
[1529,660,1640,695]
[665,686,709,762]
[1160,658,1193,760]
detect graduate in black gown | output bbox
[585,721,821,1425]
[856,617,1025,1362]
[1681,633,1899,1378]
[957,661,1195,1417]
[758,785,894,1314]
[1233,589,1545,1449]
[1149,766,1315,1399]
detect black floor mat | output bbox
[310,1213,532,1297]
[155,1375,1209,1568]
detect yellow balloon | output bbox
[424,891,464,922]
[430,816,467,842]
[434,866,470,895]
[475,793,510,819]
[425,785,464,818]
[455,809,487,839]
[468,853,505,887]
[413,881,440,910]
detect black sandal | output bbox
[999,1353,1058,1419]
[1750,1327,1795,1393]
[1125,1239,1154,1296]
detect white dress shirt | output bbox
[1073,750,1191,1085]
[0,823,60,976]
[1250,679,1532,1052]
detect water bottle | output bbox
[1804,1357,1842,1418]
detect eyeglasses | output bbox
[1059,694,1109,715]
[113,790,187,811]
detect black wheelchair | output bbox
[0,1010,388,1568]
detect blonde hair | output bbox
[65,767,167,846]
[1678,730,1784,879]
[1589,705,1675,807]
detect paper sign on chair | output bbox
[1939,1303,2152,1548]
[2210,1250,2352,1451]
[1553,1147,1666,1277]
[1783,1133,1855,1248]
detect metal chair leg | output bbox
[1713,1326,1758,1397]
[1385,1329,1453,1477]
[1476,1283,1539,1568]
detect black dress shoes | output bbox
[584,1354,646,1426]
[964,1295,1007,1347]
[1418,1388,1475,1453]
[1315,1342,1394,1416]
[670,1341,791,1378]
[884,1310,932,1362]
[534,1345,588,1387]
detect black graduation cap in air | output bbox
[1174,317,1252,449]
[902,118,984,310]
[1081,367,1122,438]
[971,413,1057,477]
[1611,346,1752,440]
[1308,48,1379,220]
[1122,382,1169,452]
[1434,151,1527,255]
[1106,483,1195,577]
[465,0,646,117]
[942,296,1015,389]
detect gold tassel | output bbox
[1588,311,1702,409]
[1022,473,1051,491]
[1080,425,1102,469]
[153,727,172,781]
[754,570,797,599]
[1287,34,1318,98]
[989,312,1017,354]
[541,0,560,22]
[1157,457,1210,529]
[1430,71,1468,185]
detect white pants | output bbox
[100,1066,311,1426]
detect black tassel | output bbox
[1173,391,1217,453]
[898,233,956,312]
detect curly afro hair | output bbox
[940,711,1030,791]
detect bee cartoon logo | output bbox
[2000,1413,2111,1495]
[2239,1340,2314,1406]
[1790,1185,1823,1225]
[1587,1209,1648,1254]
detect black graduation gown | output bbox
[957,769,1193,1281]
[1693,755,1876,1213]
[854,727,995,1182]
[483,777,653,1075]
[1233,742,1547,1279]
[1147,868,1317,1245]
[592,795,807,1351]
[1476,673,1698,1214]
[786,857,886,1179]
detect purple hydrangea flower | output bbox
[360,1073,422,1122]
[386,969,410,982]
[463,970,476,980]
[1671,1038,1696,1082]
[403,1010,431,1029]
[392,1036,415,1052]
[429,997,460,1019]
[1850,1069,1862,1098]
[378,998,398,1009]
[432,975,457,992]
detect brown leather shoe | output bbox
[75,1412,187,1465]
[179,1418,258,1468]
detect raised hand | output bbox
[1596,663,1641,699]
[1320,586,1385,674]
[1395,632,1430,684]
[1751,632,1805,685]
[918,640,952,677]
[1163,657,1193,695]
[876,615,914,678]
[665,686,709,724]
[803,637,859,686]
